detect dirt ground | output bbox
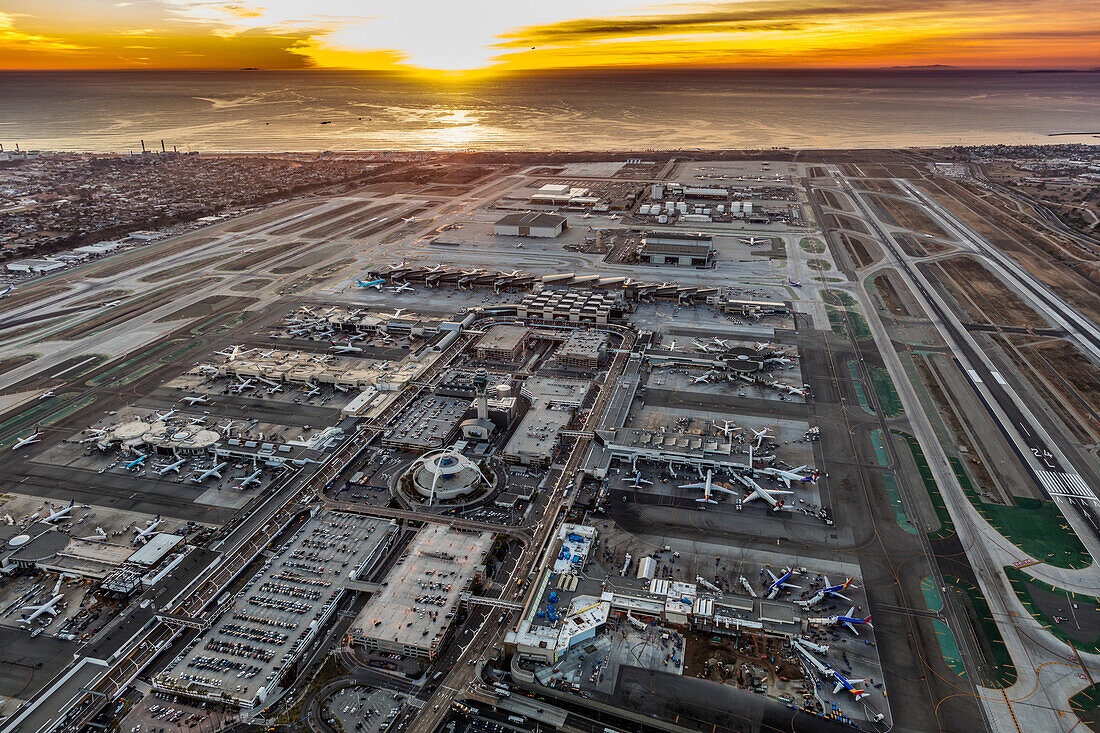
[85,236,218,280]
[926,255,1047,328]
[825,212,870,235]
[866,194,949,238]
[0,285,70,315]
[873,272,916,317]
[893,232,955,257]
[918,178,1100,325]
[815,189,850,211]
[683,632,807,702]
[48,277,221,340]
[154,295,256,322]
[995,334,1100,444]
[855,179,900,194]
[838,232,878,268]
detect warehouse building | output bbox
[493,212,567,238]
[349,525,493,660]
[639,233,714,267]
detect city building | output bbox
[503,376,590,466]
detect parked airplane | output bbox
[154,458,187,476]
[739,476,793,511]
[740,236,768,246]
[215,345,248,361]
[133,517,163,544]
[711,337,730,348]
[19,594,64,625]
[232,379,256,394]
[681,470,738,505]
[12,431,41,450]
[356,278,385,290]
[794,643,868,701]
[622,472,652,489]
[716,420,740,439]
[762,465,817,489]
[38,389,55,400]
[764,566,801,599]
[43,499,75,524]
[788,278,803,288]
[190,462,228,483]
[795,576,856,608]
[153,408,178,422]
[124,452,147,470]
[303,385,321,398]
[331,344,363,354]
[389,282,414,294]
[182,395,210,406]
[750,427,771,450]
[235,469,262,490]
[810,605,872,635]
[0,284,13,298]
[692,370,721,384]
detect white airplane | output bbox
[795,576,858,608]
[740,236,769,246]
[154,458,187,476]
[356,278,385,290]
[37,389,55,400]
[401,215,416,223]
[100,300,121,308]
[334,383,350,393]
[680,470,737,505]
[331,344,363,354]
[622,472,652,489]
[303,385,321,398]
[692,370,721,385]
[389,282,414,294]
[266,384,283,394]
[19,594,64,625]
[762,465,818,489]
[133,516,163,544]
[182,395,210,406]
[153,408,178,422]
[390,308,406,319]
[0,284,13,298]
[711,337,729,349]
[217,420,239,437]
[232,379,255,394]
[716,420,740,439]
[753,341,772,351]
[235,469,262,490]
[667,340,678,351]
[750,427,771,450]
[739,476,793,511]
[190,461,228,483]
[43,499,75,524]
[187,416,205,425]
[809,606,873,636]
[12,431,41,450]
[216,345,247,361]
[793,642,869,701]
[764,566,801,599]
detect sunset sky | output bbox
[1,0,1097,73]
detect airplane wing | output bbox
[679,482,707,490]
[843,621,859,635]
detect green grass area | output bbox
[823,289,857,307]
[950,459,1091,569]
[869,429,918,535]
[826,306,849,339]
[807,257,832,271]
[943,576,1018,688]
[0,394,97,449]
[868,365,904,417]
[1070,684,1100,727]
[1004,565,1100,653]
[892,431,955,540]
[811,276,846,283]
[799,237,827,254]
[920,577,968,679]
[848,361,874,414]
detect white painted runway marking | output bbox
[1037,470,1098,502]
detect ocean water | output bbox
[0,69,1097,153]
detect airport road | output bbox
[830,170,1089,732]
